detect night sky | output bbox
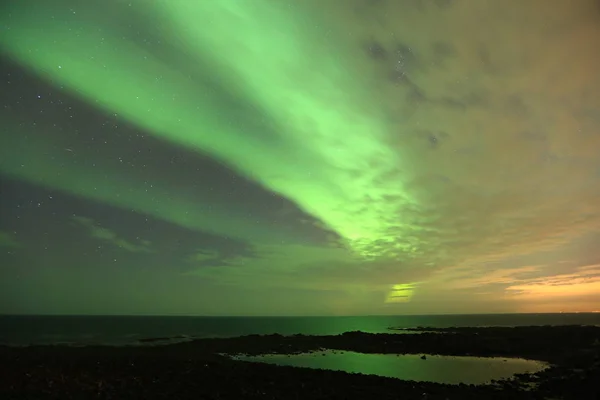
[1,0,600,316]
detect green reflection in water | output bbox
[234,351,547,385]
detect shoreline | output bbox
[2,325,599,399]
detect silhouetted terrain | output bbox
[1,325,599,399]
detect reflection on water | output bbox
[232,350,548,384]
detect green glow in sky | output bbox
[0,0,419,258]
[0,118,288,244]
[385,284,416,303]
[3,0,598,316]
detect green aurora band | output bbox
[0,0,421,259]
[0,118,294,244]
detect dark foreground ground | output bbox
[1,325,599,399]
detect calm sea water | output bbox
[1,313,599,346]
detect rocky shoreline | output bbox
[1,325,599,399]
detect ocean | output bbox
[1,313,599,346]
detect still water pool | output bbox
[231,350,548,384]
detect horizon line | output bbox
[1,311,598,318]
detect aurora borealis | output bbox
[1,0,600,315]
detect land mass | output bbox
[1,325,599,399]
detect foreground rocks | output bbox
[1,325,599,399]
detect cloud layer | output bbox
[1,0,599,314]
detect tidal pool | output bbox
[231,350,548,384]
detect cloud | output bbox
[312,0,600,273]
[0,231,20,248]
[4,0,599,269]
[429,265,544,290]
[385,283,417,304]
[176,0,600,312]
[185,243,427,293]
[2,0,600,314]
[188,250,220,263]
[418,261,600,312]
[71,216,153,253]
[506,264,600,299]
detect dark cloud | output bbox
[503,94,531,118]
[433,0,454,8]
[365,41,388,60]
[431,41,457,64]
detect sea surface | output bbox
[1,313,599,346]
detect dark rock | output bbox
[1,325,599,399]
